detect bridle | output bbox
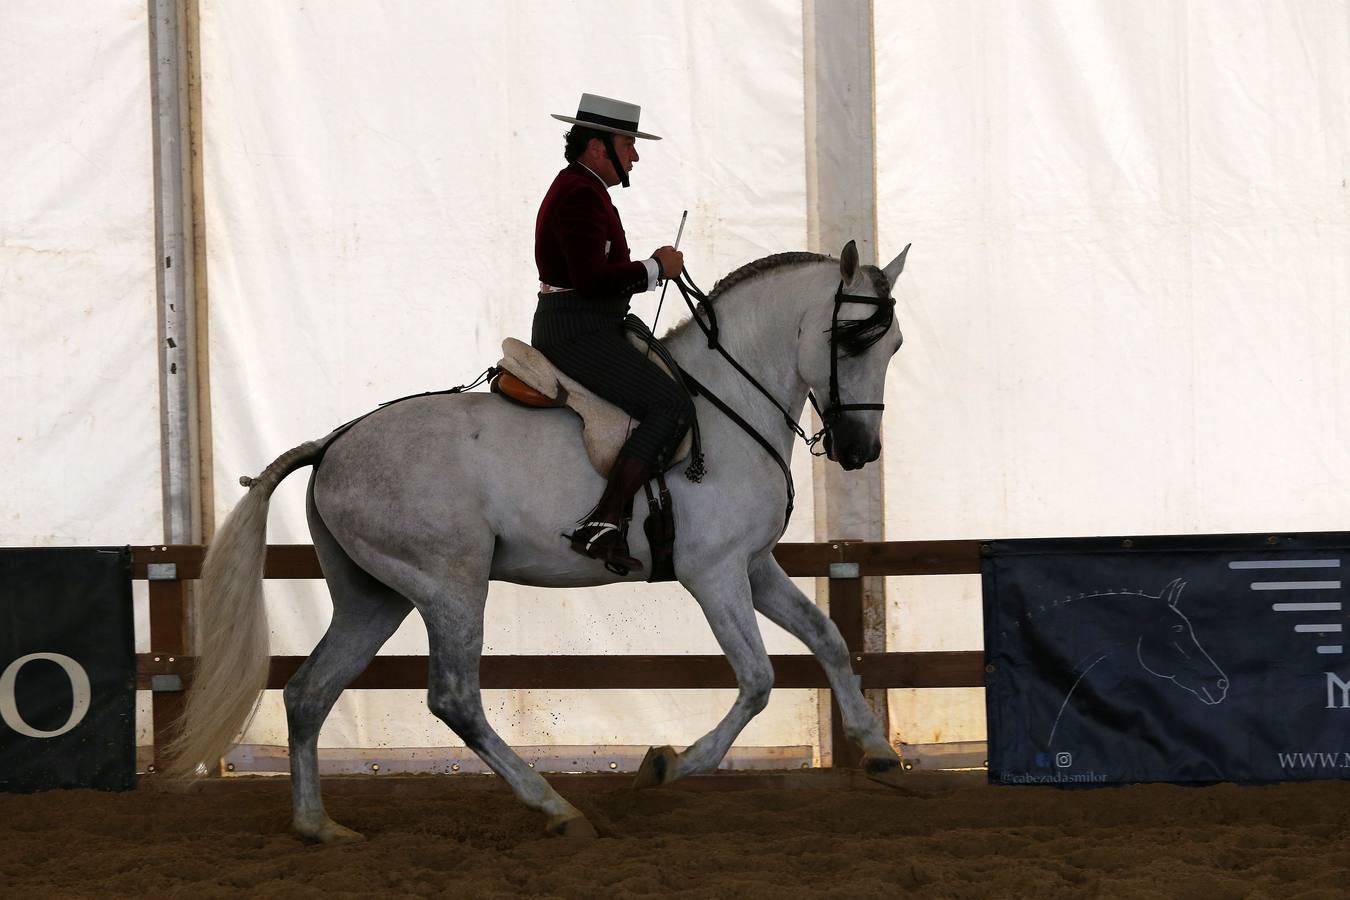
[669,267,899,529]
[812,280,899,459]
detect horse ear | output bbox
[882,243,911,290]
[839,240,859,284]
[1163,578,1186,608]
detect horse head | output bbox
[1135,578,1229,705]
[799,240,910,470]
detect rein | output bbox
[672,270,827,452]
[679,366,797,529]
[670,267,895,531]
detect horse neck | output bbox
[663,264,834,455]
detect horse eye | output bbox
[1172,624,1184,633]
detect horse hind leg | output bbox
[747,557,910,786]
[386,557,595,839]
[285,488,413,843]
[635,564,774,788]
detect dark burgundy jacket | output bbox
[535,163,650,298]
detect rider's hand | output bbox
[652,245,684,281]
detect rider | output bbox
[532,93,693,574]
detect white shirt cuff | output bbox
[642,257,660,291]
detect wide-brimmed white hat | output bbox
[551,93,661,140]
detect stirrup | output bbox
[563,521,644,575]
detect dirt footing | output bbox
[3,771,1348,898]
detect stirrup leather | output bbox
[564,521,644,576]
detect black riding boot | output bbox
[566,455,656,575]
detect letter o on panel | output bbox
[0,653,92,738]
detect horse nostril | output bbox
[1217,679,1228,689]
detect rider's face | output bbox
[613,135,639,172]
[590,134,638,185]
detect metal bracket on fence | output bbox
[150,674,183,692]
[828,562,860,579]
[147,563,179,581]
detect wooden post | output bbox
[147,566,188,773]
[827,541,874,768]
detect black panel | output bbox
[983,532,1350,784]
[0,548,135,792]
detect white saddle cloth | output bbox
[497,336,692,477]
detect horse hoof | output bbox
[633,745,678,789]
[295,818,366,844]
[547,814,598,840]
[862,755,917,790]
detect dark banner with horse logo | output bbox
[983,532,1350,785]
[0,548,135,792]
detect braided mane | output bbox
[705,251,891,305]
[705,252,831,303]
[663,251,891,342]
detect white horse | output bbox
[168,240,913,842]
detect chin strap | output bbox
[603,133,629,188]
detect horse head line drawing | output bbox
[1039,577,1229,747]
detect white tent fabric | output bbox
[876,0,1350,743]
[0,2,162,549]
[199,0,821,751]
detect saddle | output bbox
[490,318,692,582]
[490,323,693,478]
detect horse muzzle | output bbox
[823,419,881,471]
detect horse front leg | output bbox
[634,564,774,788]
[747,556,911,787]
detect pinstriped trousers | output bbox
[531,292,693,468]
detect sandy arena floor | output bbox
[2,771,1349,898]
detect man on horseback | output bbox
[532,93,693,573]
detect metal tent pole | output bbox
[149,0,203,547]
[802,0,889,766]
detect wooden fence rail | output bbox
[133,540,988,772]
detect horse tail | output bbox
[163,440,324,779]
